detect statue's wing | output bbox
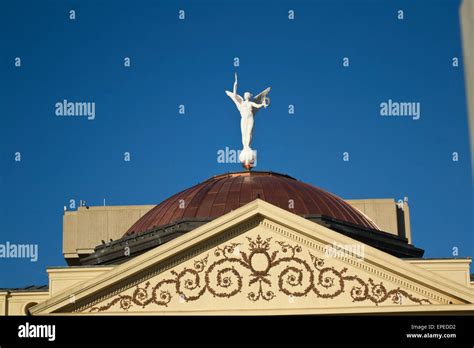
[252,87,271,115]
[253,87,271,104]
[225,90,243,105]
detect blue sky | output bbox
[0,0,472,287]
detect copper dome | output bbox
[124,171,379,236]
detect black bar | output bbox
[0,315,472,346]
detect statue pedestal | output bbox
[239,147,256,171]
[242,160,254,171]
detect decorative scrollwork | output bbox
[89,235,431,312]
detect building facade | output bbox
[1,171,473,315]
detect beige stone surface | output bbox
[63,205,154,263]
[345,199,412,243]
[346,199,397,235]
[0,293,7,315]
[402,202,412,244]
[408,259,472,286]
[48,266,114,296]
[0,291,49,316]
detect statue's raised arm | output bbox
[225,73,243,108]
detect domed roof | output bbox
[125,171,379,237]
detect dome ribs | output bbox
[275,176,310,215]
[223,175,244,214]
[271,175,293,210]
[195,176,227,218]
[294,181,338,218]
[257,175,275,202]
[251,176,266,201]
[239,175,253,207]
[126,189,183,235]
[151,182,202,227]
[183,177,219,220]
[319,188,371,228]
[309,185,353,223]
[209,176,234,217]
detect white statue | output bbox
[225,73,271,169]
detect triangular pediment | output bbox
[31,200,474,315]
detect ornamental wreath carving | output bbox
[89,235,431,312]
